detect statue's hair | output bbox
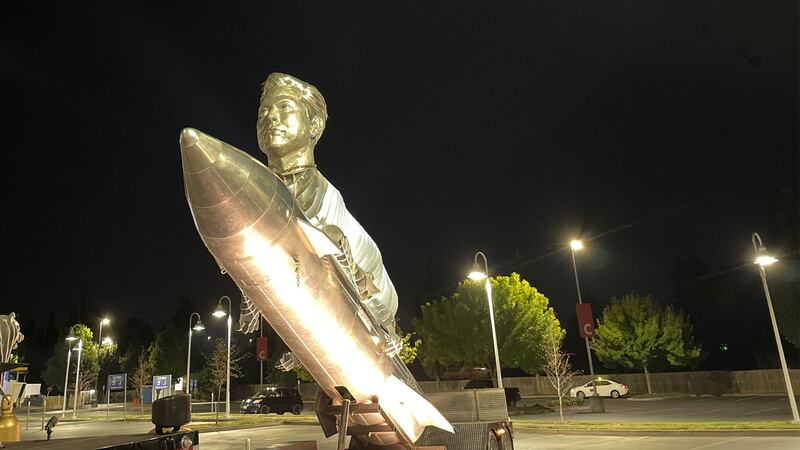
[261,73,328,143]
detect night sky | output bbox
[2,2,797,373]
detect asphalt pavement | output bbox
[199,424,800,450]
[516,395,800,422]
[14,396,800,449]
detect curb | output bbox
[626,395,690,402]
[513,426,800,437]
[193,419,320,433]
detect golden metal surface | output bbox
[257,73,399,333]
[180,124,451,445]
[0,395,20,442]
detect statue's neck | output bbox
[268,147,316,176]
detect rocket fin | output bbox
[298,219,341,257]
[383,375,454,437]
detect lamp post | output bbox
[259,316,264,392]
[72,339,83,419]
[569,240,597,381]
[751,233,799,423]
[62,332,77,417]
[186,313,205,397]
[467,251,503,389]
[213,295,232,418]
[95,318,109,407]
[570,239,605,412]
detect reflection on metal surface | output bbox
[180,120,451,445]
[257,73,399,334]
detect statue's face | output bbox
[257,89,313,158]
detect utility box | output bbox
[151,393,191,435]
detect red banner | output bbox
[576,303,596,338]
[256,336,268,361]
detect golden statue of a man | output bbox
[252,73,399,346]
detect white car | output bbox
[570,378,629,399]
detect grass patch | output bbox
[513,420,800,430]
[548,397,584,407]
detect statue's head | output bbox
[257,73,328,165]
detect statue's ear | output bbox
[310,116,323,138]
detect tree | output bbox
[203,338,248,403]
[592,293,701,394]
[42,324,99,396]
[131,349,152,415]
[397,326,420,365]
[414,273,564,381]
[117,317,154,374]
[544,336,576,423]
[148,325,184,379]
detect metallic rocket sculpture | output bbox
[180,128,452,445]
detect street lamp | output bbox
[186,312,205,397]
[467,251,503,389]
[72,339,83,419]
[751,233,799,423]
[213,295,232,418]
[61,333,76,417]
[95,318,110,406]
[570,239,605,412]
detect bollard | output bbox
[26,399,30,430]
[41,398,46,430]
[244,437,251,450]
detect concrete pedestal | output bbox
[589,396,606,413]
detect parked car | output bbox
[240,387,303,415]
[569,378,629,399]
[462,379,522,406]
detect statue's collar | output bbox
[273,164,317,178]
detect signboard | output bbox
[256,336,268,361]
[153,374,172,390]
[576,303,596,338]
[108,373,126,391]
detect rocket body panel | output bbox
[180,128,451,445]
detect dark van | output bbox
[240,387,303,415]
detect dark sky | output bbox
[2,2,798,370]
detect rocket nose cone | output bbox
[179,127,216,174]
[180,127,200,148]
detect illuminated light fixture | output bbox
[101,318,110,325]
[102,337,113,346]
[468,261,487,281]
[193,319,206,331]
[212,300,227,318]
[65,334,77,342]
[755,255,778,266]
[570,239,583,251]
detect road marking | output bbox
[734,396,760,402]
[686,436,749,450]
[706,407,730,413]
[663,407,684,411]
[743,407,778,415]
[584,436,649,448]
[611,407,641,412]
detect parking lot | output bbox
[516,395,800,422]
